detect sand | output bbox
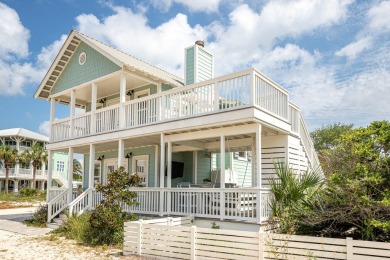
[0,230,147,260]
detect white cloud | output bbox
[335,36,372,60]
[150,0,222,13]
[38,120,51,136]
[368,0,390,32]
[76,6,207,76]
[0,2,30,60]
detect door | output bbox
[132,155,149,187]
[103,159,128,185]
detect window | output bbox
[5,140,16,146]
[236,151,252,161]
[56,161,65,172]
[94,162,101,186]
[21,141,31,147]
[79,52,87,65]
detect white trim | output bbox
[78,52,87,65]
[134,89,150,99]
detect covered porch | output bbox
[46,123,284,223]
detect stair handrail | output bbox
[47,188,69,223]
[68,187,93,216]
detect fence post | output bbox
[137,220,143,256]
[167,217,172,226]
[346,237,353,259]
[258,232,264,260]
[191,225,196,260]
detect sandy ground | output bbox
[0,229,153,260]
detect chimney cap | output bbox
[195,40,205,47]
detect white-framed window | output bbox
[5,140,16,146]
[56,161,65,172]
[21,141,31,147]
[79,52,87,65]
[235,151,251,161]
[94,162,101,186]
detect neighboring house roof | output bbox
[0,128,49,142]
[34,30,184,100]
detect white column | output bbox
[119,72,126,129]
[193,151,198,184]
[70,89,76,138]
[220,136,225,188]
[167,141,172,214]
[118,139,124,167]
[68,147,74,203]
[46,150,53,202]
[91,82,97,134]
[41,181,45,191]
[89,144,95,189]
[251,140,256,187]
[50,98,55,142]
[15,139,20,177]
[154,145,159,188]
[13,180,19,193]
[159,134,165,188]
[167,141,172,188]
[220,135,225,220]
[256,125,262,188]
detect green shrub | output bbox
[19,188,45,198]
[54,212,92,242]
[25,204,48,227]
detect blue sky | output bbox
[0,0,389,136]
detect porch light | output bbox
[201,152,211,160]
[97,155,104,161]
[126,90,134,96]
[125,152,132,159]
[99,98,106,104]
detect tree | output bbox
[73,159,82,181]
[87,166,140,245]
[310,123,353,152]
[22,144,47,189]
[300,121,390,241]
[269,162,324,234]
[0,145,19,193]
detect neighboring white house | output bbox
[0,128,68,192]
[35,30,320,224]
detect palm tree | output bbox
[22,144,47,189]
[0,145,19,193]
[269,162,324,233]
[73,159,82,181]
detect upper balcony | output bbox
[49,68,319,169]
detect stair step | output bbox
[47,223,61,230]
[53,218,64,224]
[59,213,68,220]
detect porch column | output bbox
[167,141,172,214]
[256,124,262,224]
[119,72,126,129]
[159,133,165,216]
[91,82,97,134]
[41,181,45,191]
[88,144,95,189]
[251,138,256,187]
[220,135,225,220]
[46,150,53,202]
[118,139,125,167]
[193,151,198,184]
[13,180,18,193]
[256,125,262,188]
[70,89,76,138]
[68,147,74,203]
[50,98,55,142]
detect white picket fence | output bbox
[124,217,390,259]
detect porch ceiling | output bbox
[54,72,151,107]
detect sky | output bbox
[0,0,389,137]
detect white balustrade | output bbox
[47,188,69,222]
[51,119,71,142]
[125,97,160,127]
[48,188,67,201]
[73,113,91,137]
[95,105,119,133]
[18,168,32,176]
[69,188,93,216]
[289,104,300,133]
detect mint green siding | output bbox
[51,42,121,94]
[53,152,68,180]
[162,84,174,91]
[196,151,212,184]
[233,157,252,187]
[197,47,213,82]
[185,47,195,85]
[83,146,156,188]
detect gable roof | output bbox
[35,30,184,100]
[0,128,49,142]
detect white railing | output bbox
[18,168,32,176]
[73,113,91,137]
[47,187,67,201]
[69,188,93,216]
[95,105,119,133]
[90,187,271,223]
[51,119,70,141]
[52,171,68,186]
[0,168,16,176]
[254,71,288,120]
[47,188,69,223]
[51,69,293,142]
[289,103,300,133]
